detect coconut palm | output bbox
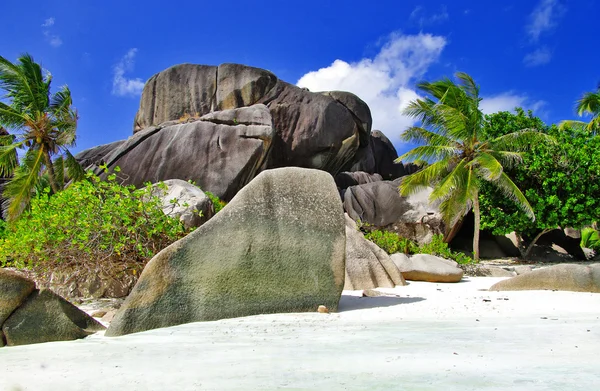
[0,53,84,220]
[560,84,600,132]
[395,72,553,260]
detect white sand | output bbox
[1,277,599,390]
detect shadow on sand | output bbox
[338,295,425,312]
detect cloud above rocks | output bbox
[42,17,62,48]
[526,0,566,43]
[480,92,546,115]
[112,48,145,97]
[297,33,446,138]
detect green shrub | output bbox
[418,234,474,264]
[364,230,417,254]
[581,227,600,251]
[364,229,474,264]
[0,168,188,275]
[205,191,227,213]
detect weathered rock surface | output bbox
[265,83,369,173]
[335,171,383,191]
[133,64,219,132]
[129,63,372,175]
[2,289,105,346]
[151,179,214,229]
[39,269,134,299]
[344,182,444,244]
[106,167,346,337]
[351,131,419,180]
[344,215,406,290]
[0,269,35,326]
[391,253,464,283]
[475,265,516,278]
[489,264,600,293]
[79,105,274,201]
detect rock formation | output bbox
[344,181,445,244]
[106,168,346,336]
[489,264,600,292]
[77,63,380,202]
[391,253,464,283]
[344,214,406,290]
[0,269,105,346]
[151,179,214,229]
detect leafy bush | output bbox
[364,229,474,264]
[205,191,227,213]
[364,230,417,254]
[0,168,188,275]
[418,234,474,264]
[581,227,600,251]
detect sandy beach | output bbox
[1,276,599,390]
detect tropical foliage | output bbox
[480,110,600,256]
[0,168,188,275]
[560,84,600,132]
[0,53,84,220]
[395,72,552,259]
[363,230,473,264]
[581,227,600,251]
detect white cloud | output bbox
[42,17,62,47]
[42,17,55,27]
[480,92,546,115]
[410,5,449,26]
[297,33,446,137]
[526,0,566,42]
[112,48,145,97]
[523,47,552,67]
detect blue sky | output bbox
[2,0,598,156]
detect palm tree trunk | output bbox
[42,148,59,194]
[522,228,553,259]
[473,190,481,260]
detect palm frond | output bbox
[438,165,474,227]
[491,171,535,221]
[396,145,459,163]
[429,158,468,202]
[399,159,451,197]
[63,149,86,183]
[0,102,28,130]
[0,137,24,176]
[53,155,65,189]
[3,148,45,220]
[488,150,524,169]
[49,85,73,113]
[455,72,480,100]
[470,152,503,181]
[558,120,588,130]
[490,130,555,152]
[399,126,458,147]
[576,90,600,117]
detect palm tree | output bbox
[0,53,84,220]
[395,72,553,260]
[560,84,600,132]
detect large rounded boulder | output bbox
[106,167,346,337]
[489,264,600,292]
